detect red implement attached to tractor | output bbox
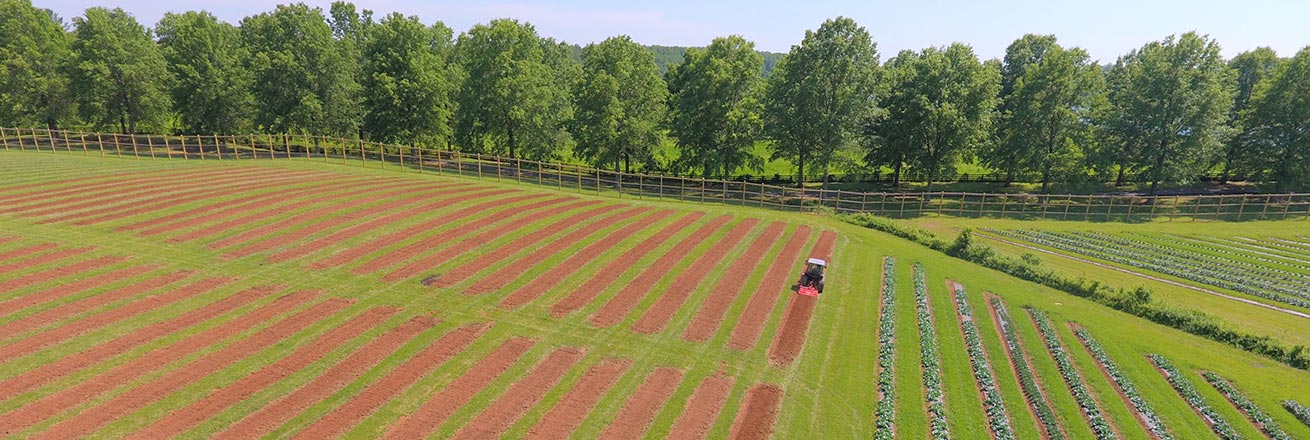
[796,258,826,297]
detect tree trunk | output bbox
[1004,170,1014,187]
[506,126,516,159]
[1040,161,1052,194]
[892,161,902,187]
[119,115,127,134]
[1115,165,1127,187]
[796,149,806,188]
[1219,154,1233,185]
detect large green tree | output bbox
[572,35,666,172]
[870,44,999,193]
[155,11,253,135]
[241,3,361,136]
[1220,47,1280,183]
[666,35,765,178]
[453,19,574,160]
[0,0,75,129]
[70,7,172,133]
[764,17,879,187]
[361,12,456,147]
[1103,32,1233,195]
[1242,47,1310,191]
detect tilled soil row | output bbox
[668,372,735,440]
[72,173,354,226]
[0,277,248,401]
[291,323,491,439]
[115,176,376,233]
[0,244,60,265]
[450,347,587,440]
[588,216,734,327]
[41,171,333,225]
[767,230,837,365]
[134,177,380,237]
[0,167,271,212]
[679,221,785,339]
[728,226,812,351]
[460,206,648,292]
[0,246,95,276]
[304,191,530,269]
[0,256,130,297]
[598,366,684,440]
[727,383,784,440]
[633,219,761,335]
[522,358,632,440]
[31,297,352,440]
[0,265,173,334]
[500,210,679,309]
[382,337,536,440]
[18,169,305,220]
[0,167,210,200]
[216,313,432,439]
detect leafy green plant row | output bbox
[1284,400,1310,428]
[874,257,897,440]
[989,298,1064,439]
[1200,371,1292,440]
[949,283,1015,440]
[1072,327,1175,439]
[1028,308,1117,439]
[913,263,951,439]
[1148,354,1242,440]
[1072,231,1310,286]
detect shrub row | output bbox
[874,257,897,440]
[1148,354,1241,440]
[1072,327,1174,439]
[914,263,951,439]
[1284,400,1310,428]
[950,283,1015,440]
[1028,308,1117,439]
[989,298,1064,439]
[1200,371,1292,440]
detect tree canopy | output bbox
[360,13,456,147]
[667,35,765,178]
[571,35,667,172]
[70,7,172,133]
[1242,47,1310,191]
[0,0,75,129]
[155,11,253,135]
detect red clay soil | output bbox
[766,230,837,365]
[675,221,784,339]
[0,243,59,264]
[500,210,677,309]
[0,255,130,296]
[983,292,1059,439]
[727,383,785,440]
[457,206,648,292]
[73,174,353,226]
[588,216,734,327]
[16,169,302,220]
[668,372,735,440]
[31,297,351,440]
[364,198,592,281]
[132,180,377,237]
[0,266,175,336]
[115,176,380,233]
[0,168,204,202]
[634,219,762,335]
[1068,323,1165,440]
[0,246,94,276]
[0,168,279,214]
[125,307,401,439]
[449,347,587,440]
[215,313,432,439]
[728,227,812,351]
[292,323,491,439]
[597,367,685,440]
[0,289,317,432]
[303,191,536,269]
[0,277,249,400]
[382,337,537,440]
[44,172,336,225]
[522,357,633,440]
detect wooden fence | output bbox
[3,127,1308,222]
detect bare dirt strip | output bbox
[500,211,679,309]
[382,337,536,440]
[0,289,318,432]
[71,174,355,226]
[16,169,305,220]
[679,222,784,341]
[0,263,157,320]
[291,323,491,439]
[668,372,735,440]
[125,307,400,438]
[587,216,734,327]
[597,367,685,440]
[449,347,587,440]
[0,168,278,214]
[728,227,812,351]
[0,246,94,276]
[215,314,433,439]
[767,230,837,365]
[0,244,59,264]
[0,168,207,200]
[632,219,762,335]
[1067,323,1165,440]
[0,278,250,401]
[115,176,384,233]
[0,267,181,337]
[727,383,785,440]
[0,256,130,296]
[130,177,381,237]
[458,206,649,292]
[31,297,352,440]
[302,191,535,268]
[522,357,633,440]
[362,198,593,281]
[983,292,1060,440]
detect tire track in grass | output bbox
[382,337,536,440]
[45,172,335,225]
[634,217,762,335]
[19,169,303,220]
[449,347,586,439]
[667,372,735,440]
[0,244,59,264]
[587,216,733,327]
[215,314,434,439]
[291,323,490,439]
[546,213,706,317]
[0,288,313,432]
[0,256,130,296]
[125,307,401,439]
[31,297,352,439]
[727,383,785,440]
[677,221,781,340]
[71,174,355,226]
[0,246,95,276]
[164,181,415,244]
[0,267,183,337]
[302,191,533,268]
[458,206,649,292]
[598,367,684,440]
[115,176,378,234]
[522,358,632,440]
[0,168,276,214]
[766,230,837,366]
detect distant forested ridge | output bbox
[647,44,784,76]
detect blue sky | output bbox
[39,0,1310,62]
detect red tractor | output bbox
[796,258,827,297]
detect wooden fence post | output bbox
[16,127,26,151]
[146,134,156,160]
[59,129,71,154]
[112,132,123,158]
[96,132,105,157]
[79,132,88,156]
[0,127,9,151]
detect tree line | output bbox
[2,0,1308,193]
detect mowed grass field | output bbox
[1,151,1309,439]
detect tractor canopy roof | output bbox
[806,258,827,267]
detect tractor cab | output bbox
[797,258,827,297]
